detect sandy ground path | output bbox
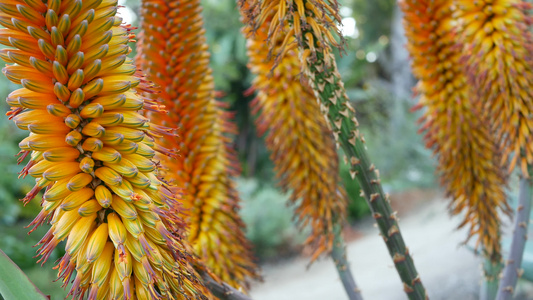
[250,198,482,300]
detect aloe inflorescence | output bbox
[243,0,427,299]
[455,0,533,176]
[400,0,509,263]
[0,0,211,298]
[136,0,260,291]
[240,3,347,262]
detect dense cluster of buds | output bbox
[400,0,509,260]
[0,0,210,298]
[136,0,259,291]
[455,0,533,176]
[241,4,347,261]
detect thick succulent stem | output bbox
[331,223,363,300]
[303,50,427,299]
[201,272,252,300]
[481,257,502,300]
[496,173,532,300]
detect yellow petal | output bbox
[43,147,80,162]
[86,223,109,263]
[78,199,102,217]
[60,187,94,211]
[95,185,112,208]
[67,173,94,192]
[110,195,137,220]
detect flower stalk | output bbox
[331,223,363,300]
[496,171,533,300]
[481,258,503,300]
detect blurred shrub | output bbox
[0,79,40,225]
[361,103,436,191]
[0,223,64,270]
[237,178,306,261]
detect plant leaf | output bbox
[0,250,48,300]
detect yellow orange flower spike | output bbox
[241,5,347,261]
[400,0,510,260]
[454,0,533,176]
[137,0,260,291]
[243,0,344,71]
[0,0,211,298]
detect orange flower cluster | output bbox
[400,0,509,259]
[137,0,259,291]
[241,7,347,261]
[0,0,211,298]
[455,0,533,176]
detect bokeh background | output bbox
[0,0,466,299]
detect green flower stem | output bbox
[301,49,427,300]
[481,257,502,300]
[332,223,363,300]
[496,172,533,300]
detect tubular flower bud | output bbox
[240,4,347,261]
[400,0,510,260]
[1,0,210,298]
[137,0,259,290]
[454,0,533,176]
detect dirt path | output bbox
[250,198,481,300]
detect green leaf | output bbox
[0,250,48,300]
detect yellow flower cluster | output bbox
[455,0,533,176]
[0,0,209,298]
[400,0,509,259]
[241,4,347,261]
[136,0,259,291]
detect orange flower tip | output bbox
[20,184,42,206]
